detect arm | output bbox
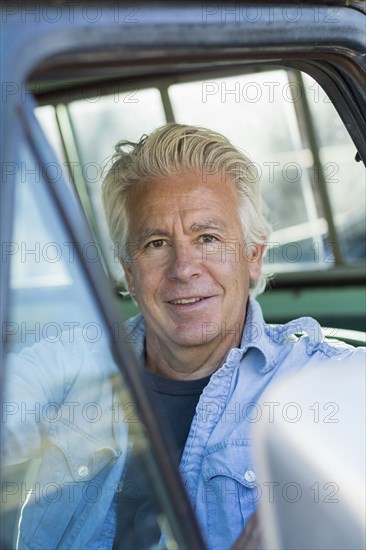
[3,335,79,464]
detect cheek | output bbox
[226,259,251,297]
[214,254,249,278]
[206,259,248,299]
[132,263,161,301]
[204,242,248,270]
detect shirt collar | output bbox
[225,297,279,373]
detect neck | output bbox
[145,325,244,381]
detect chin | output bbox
[169,324,219,347]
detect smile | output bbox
[170,297,204,304]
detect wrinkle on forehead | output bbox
[136,217,229,245]
[127,173,242,237]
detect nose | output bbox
[167,240,202,283]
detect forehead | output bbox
[126,172,241,230]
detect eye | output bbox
[200,234,218,244]
[147,239,166,248]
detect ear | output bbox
[120,258,135,295]
[248,243,266,281]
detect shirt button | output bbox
[244,469,256,483]
[77,465,89,478]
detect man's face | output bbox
[123,172,264,350]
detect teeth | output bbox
[171,297,202,304]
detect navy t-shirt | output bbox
[144,368,212,459]
[113,369,211,549]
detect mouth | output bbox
[167,296,212,306]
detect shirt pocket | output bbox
[201,441,259,549]
[19,422,119,549]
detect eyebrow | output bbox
[136,228,170,244]
[190,219,227,232]
[135,219,227,245]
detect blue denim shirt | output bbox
[4,298,364,549]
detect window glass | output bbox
[169,70,336,272]
[170,70,297,158]
[303,73,366,262]
[68,89,166,281]
[34,105,78,196]
[35,70,365,278]
[34,105,66,167]
[1,139,181,550]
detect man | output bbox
[102,123,363,548]
[4,124,363,549]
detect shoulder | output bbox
[6,326,118,393]
[267,315,365,367]
[243,299,365,373]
